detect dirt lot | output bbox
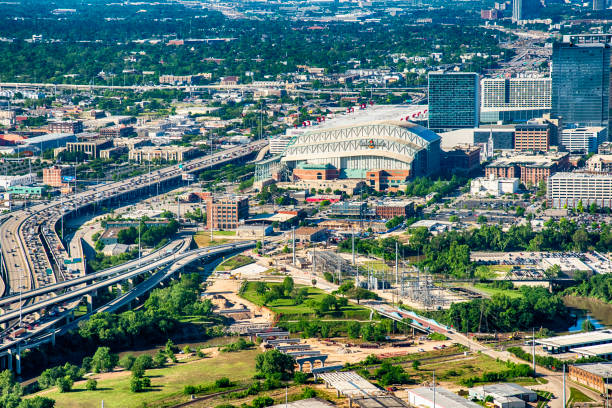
[301,337,454,366]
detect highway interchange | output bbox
[0,140,266,363]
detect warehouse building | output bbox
[536,329,612,353]
[569,363,612,394]
[468,383,537,408]
[408,386,481,408]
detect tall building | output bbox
[551,43,610,135]
[201,192,249,230]
[42,165,72,188]
[593,0,605,11]
[481,78,551,109]
[481,78,551,124]
[512,0,540,22]
[428,72,479,132]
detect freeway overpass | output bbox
[0,238,187,308]
[0,140,265,301]
[0,240,255,326]
[0,241,256,373]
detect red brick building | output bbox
[292,164,339,181]
[201,192,249,230]
[375,201,415,219]
[365,169,411,192]
[43,165,72,188]
[485,152,569,186]
[514,123,550,152]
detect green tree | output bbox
[85,379,97,391]
[582,318,596,332]
[255,350,295,380]
[56,376,73,393]
[91,347,118,373]
[282,276,294,296]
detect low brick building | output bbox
[294,227,328,243]
[569,363,612,395]
[374,200,415,219]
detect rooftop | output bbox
[551,172,612,180]
[299,104,439,143]
[20,132,76,145]
[317,371,385,398]
[536,329,612,348]
[488,152,568,168]
[409,387,481,408]
[571,342,612,357]
[469,383,537,398]
[572,362,612,378]
[268,398,334,408]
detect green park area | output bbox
[240,281,371,320]
[473,283,523,299]
[31,349,260,408]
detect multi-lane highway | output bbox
[0,140,265,335]
[0,241,255,326]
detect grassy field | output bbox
[213,230,236,236]
[32,349,260,408]
[475,265,514,280]
[216,255,254,271]
[363,260,392,273]
[392,353,539,387]
[474,283,523,299]
[568,387,594,405]
[194,232,234,248]
[240,282,371,319]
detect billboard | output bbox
[62,175,76,182]
[182,173,195,181]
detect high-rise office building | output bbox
[481,78,551,109]
[428,72,479,132]
[480,77,551,124]
[593,0,605,11]
[551,43,610,136]
[512,0,540,22]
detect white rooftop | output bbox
[408,387,481,408]
[268,399,334,408]
[318,371,384,398]
[305,104,427,132]
[572,363,612,378]
[537,329,612,348]
[571,342,612,357]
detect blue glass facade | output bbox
[551,43,610,134]
[428,73,479,132]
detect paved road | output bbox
[0,141,265,307]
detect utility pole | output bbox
[395,241,399,287]
[138,221,141,266]
[292,226,295,265]
[352,229,355,265]
[532,327,536,375]
[432,370,436,408]
[562,364,566,408]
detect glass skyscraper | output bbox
[428,72,479,132]
[551,43,610,134]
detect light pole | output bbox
[138,221,141,266]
